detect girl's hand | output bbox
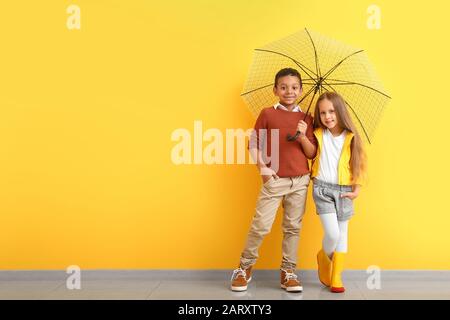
[297,120,307,136]
[340,191,358,200]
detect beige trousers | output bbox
[240,174,310,270]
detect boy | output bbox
[231,68,317,292]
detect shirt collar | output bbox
[273,102,301,112]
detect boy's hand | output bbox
[260,167,279,183]
[262,175,275,183]
[297,120,308,136]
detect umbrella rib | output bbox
[344,99,372,145]
[322,82,372,144]
[241,83,274,96]
[241,79,318,96]
[303,89,319,118]
[297,85,317,106]
[321,50,364,80]
[254,48,318,81]
[305,28,321,78]
[324,80,391,99]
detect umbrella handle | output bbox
[287,111,311,141]
[287,131,301,141]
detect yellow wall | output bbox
[0,0,449,270]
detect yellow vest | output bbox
[311,128,363,186]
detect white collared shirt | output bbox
[273,102,302,112]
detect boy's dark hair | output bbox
[274,68,302,88]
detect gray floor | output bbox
[0,270,449,300]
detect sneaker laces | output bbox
[282,269,298,282]
[231,268,247,281]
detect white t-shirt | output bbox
[316,128,347,184]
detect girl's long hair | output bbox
[313,92,367,184]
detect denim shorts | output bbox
[312,178,354,221]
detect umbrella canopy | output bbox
[241,28,391,144]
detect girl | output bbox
[311,92,366,293]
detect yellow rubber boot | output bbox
[330,252,345,293]
[316,249,332,287]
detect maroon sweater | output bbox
[249,107,316,178]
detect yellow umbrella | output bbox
[241,28,391,144]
